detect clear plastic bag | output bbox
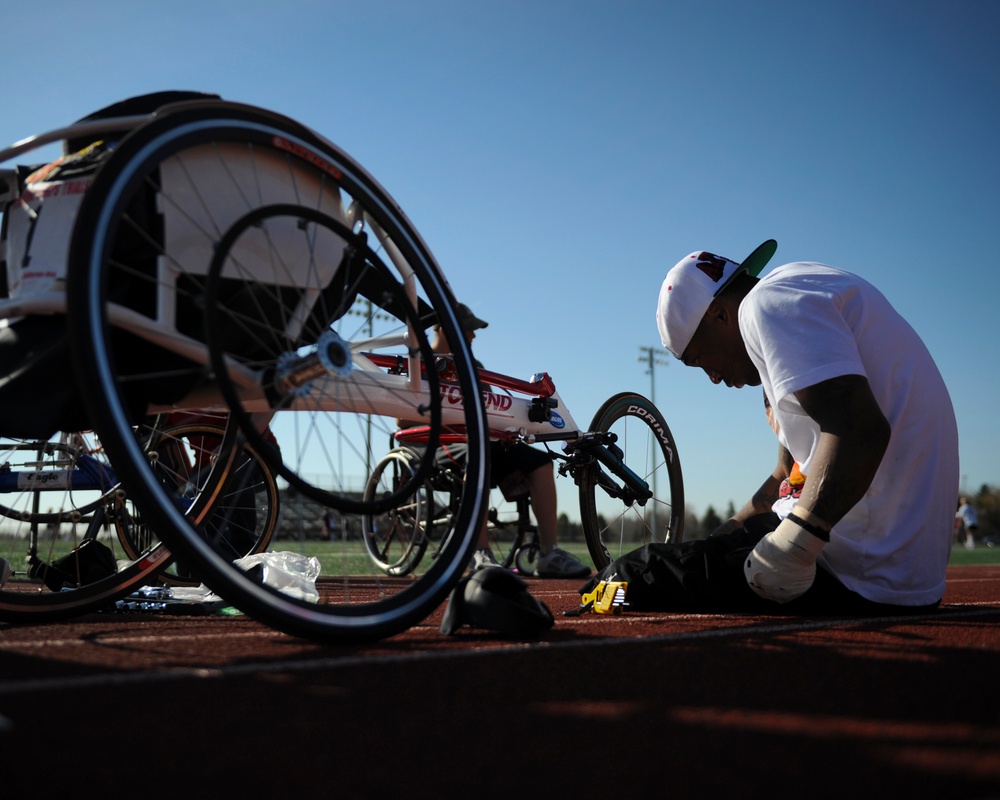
[233,551,321,603]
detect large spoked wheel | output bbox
[66,100,489,642]
[579,392,684,570]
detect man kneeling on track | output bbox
[583,239,958,615]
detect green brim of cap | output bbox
[741,239,777,277]
[711,239,778,299]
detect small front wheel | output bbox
[362,449,430,576]
[579,392,684,570]
[514,541,540,577]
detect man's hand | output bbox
[744,516,827,603]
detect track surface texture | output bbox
[2,565,999,799]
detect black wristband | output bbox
[786,512,831,542]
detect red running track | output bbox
[1,564,998,798]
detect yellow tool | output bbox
[565,579,629,616]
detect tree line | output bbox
[685,484,1000,542]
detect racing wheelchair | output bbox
[1,91,489,639]
[361,360,686,581]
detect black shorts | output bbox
[489,441,551,485]
[432,441,551,488]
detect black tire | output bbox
[66,100,489,642]
[0,532,173,623]
[514,540,541,577]
[579,392,684,570]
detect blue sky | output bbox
[4,0,998,521]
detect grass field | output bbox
[5,534,996,590]
[946,544,1000,566]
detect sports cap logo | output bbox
[693,253,728,283]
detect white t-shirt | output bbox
[739,262,959,606]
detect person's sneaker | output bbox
[470,548,500,572]
[534,547,591,579]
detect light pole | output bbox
[638,346,669,539]
[638,346,668,407]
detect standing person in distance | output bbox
[956,497,979,550]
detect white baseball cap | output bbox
[656,239,777,358]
